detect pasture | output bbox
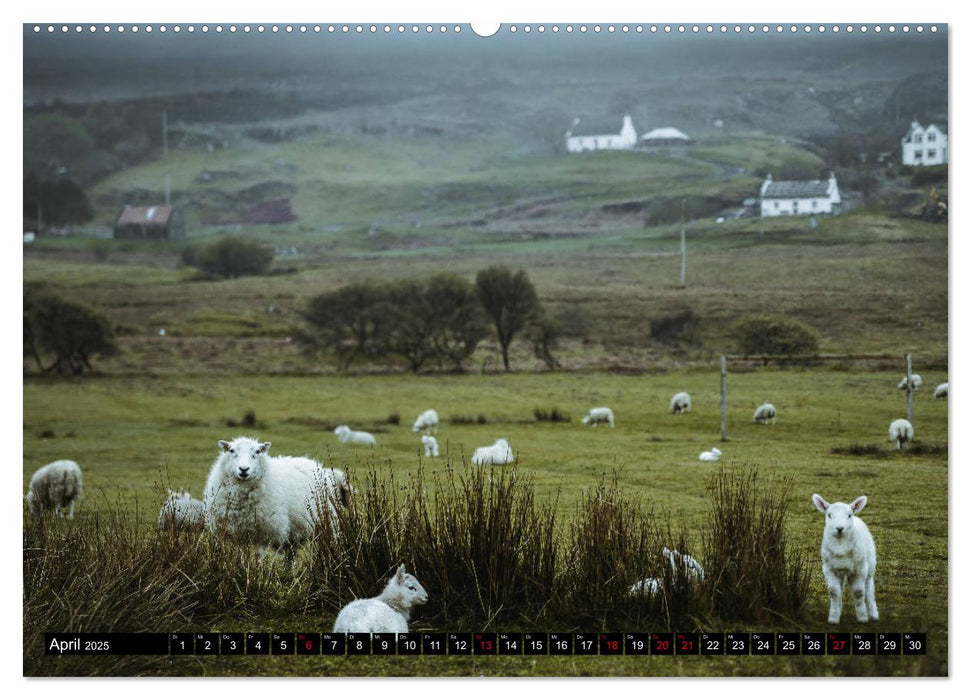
[23,368,948,676]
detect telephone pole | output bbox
[680,199,686,288]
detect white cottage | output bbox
[565,115,637,153]
[760,172,841,218]
[640,127,691,147]
[901,121,948,166]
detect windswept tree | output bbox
[24,292,118,375]
[475,266,541,371]
[298,282,396,370]
[424,274,489,370]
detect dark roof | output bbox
[569,118,625,137]
[116,205,174,226]
[762,180,831,199]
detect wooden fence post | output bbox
[906,353,914,425]
[721,355,728,442]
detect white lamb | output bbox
[670,392,691,414]
[812,494,878,624]
[753,402,777,424]
[934,382,948,400]
[471,438,514,466]
[203,436,350,567]
[699,447,722,462]
[334,424,377,446]
[889,418,914,450]
[629,547,706,596]
[898,374,923,391]
[412,409,439,434]
[582,406,615,428]
[25,459,83,518]
[421,434,440,457]
[332,564,429,633]
[157,489,205,530]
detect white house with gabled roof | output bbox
[565,115,637,153]
[901,121,947,166]
[760,172,842,218]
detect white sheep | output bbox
[670,392,691,414]
[471,438,514,466]
[334,424,377,447]
[934,382,948,400]
[889,418,914,450]
[812,494,878,624]
[203,436,350,567]
[629,547,706,596]
[421,434,440,457]
[412,409,439,434]
[332,564,429,633]
[898,374,923,391]
[753,402,777,424]
[157,489,205,530]
[699,447,722,462]
[25,459,83,518]
[582,406,615,428]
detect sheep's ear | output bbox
[812,494,829,513]
[661,546,672,556]
[218,440,231,452]
[851,496,867,514]
[395,564,406,582]
[258,441,271,454]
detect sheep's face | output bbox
[813,494,867,540]
[334,426,349,438]
[421,435,434,446]
[395,566,429,606]
[218,438,271,482]
[662,547,706,580]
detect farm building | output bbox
[640,126,692,147]
[565,115,637,153]
[901,121,948,166]
[113,205,186,240]
[759,172,842,218]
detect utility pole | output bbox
[162,110,168,157]
[680,199,686,288]
[720,355,728,442]
[165,173,171,206]
[906,353,914,424]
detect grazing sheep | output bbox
[157,489,205,530]
[421,434,440,457]
[471,438,514,466]
[203,436,349,567]
[898,374,923,391]
[670,392,692,414]
[334,425,377,446]
[412,409,439,434]
[25,460,83,518]
[629,547,706,596]
[581,406,615,428]
[934,382,948,400]
[332,564,429,633]
[699,447,722,462]
[812,494,878,624]
[753,402,777,424]
[889,418,914,450]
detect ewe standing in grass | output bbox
[670,392,691,414]
[582,406,614,428]
[421,434,440,457]
[898,374,923,391]
[889,418,914,450]
[157,489,205,530]
[471,438,514,466]
[412,409,439,434]
[934,382,948,400]
[203,437,350,567]
[812,494,878,624]
[753,402,777,424]
[25,459,82,518]
[333,425,377,446]
[332,564,429,633]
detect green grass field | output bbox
[23,368,948,677]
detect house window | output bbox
[812,200,818,210]
[928,132,937,142]
[793,201,799,213]
[928,149,937,158]
[915,134,923,143]
[774,201,779,210]
[914,150,923,159]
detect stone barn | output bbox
[114,205,186,240]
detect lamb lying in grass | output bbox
[698,447,722,462]
[334,425,377,446]
[471,438,514,466]
[25,459,83,518]
[332,564,429,633]
[157,489,205,530]
[629,547,706,596]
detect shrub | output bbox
[733,314,820,356]
[650,308,701,347]
[24,291,118,375]
[193,237,273,279]
[528,313,562,370]
[533,407,571,423]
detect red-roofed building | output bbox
[113,205,187,240]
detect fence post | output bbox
[720,355,728,441]
[906,353,914,425]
